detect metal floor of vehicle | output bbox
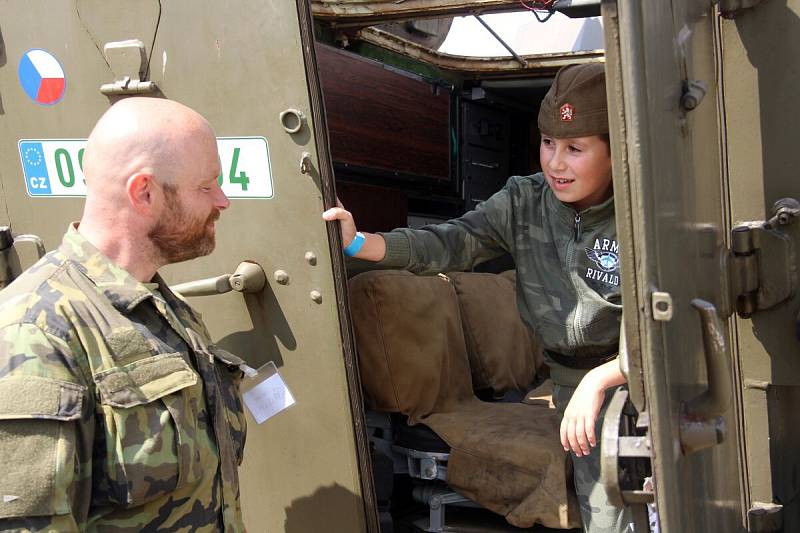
[391,505,580,533]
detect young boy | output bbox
[323,63,633,533]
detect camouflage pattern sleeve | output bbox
[0,323,90,532]
[378,177,518,274]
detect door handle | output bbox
[679,299,732,455]
[0,228,47,289]
[12,234,47,259]
[171,261,266,297]
[601,298,734,515]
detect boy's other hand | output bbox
[559,358,627,457]
[560,375,605,457]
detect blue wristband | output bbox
[343,232,366,257]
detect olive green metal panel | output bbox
[0,2,372,531]
[0,2,106,247]
[722,1,800,528]
[609,0,746,530]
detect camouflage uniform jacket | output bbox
[379,173,621,362]
[0,225,247,532]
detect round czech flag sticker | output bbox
[18,49,66,105]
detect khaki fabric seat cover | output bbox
[349,270,579,529]
[447,271,543,393]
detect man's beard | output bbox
[148,187,220,264]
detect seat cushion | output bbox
[447,271,543,393]
[426,402,579,529]
[348,270,474,423]
[348,270,579,529]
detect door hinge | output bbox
[747,502,783,532]
[728,198,799,318]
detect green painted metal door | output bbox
[604,0,748,530]
[0,1,375,531]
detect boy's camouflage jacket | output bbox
[0,225,247,532]
[379,173,622,362]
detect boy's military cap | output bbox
[538,63,608,138]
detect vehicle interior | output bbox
[313,3,605,532]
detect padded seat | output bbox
[349,270,580,529]
[447,271,543,394]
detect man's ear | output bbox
[126,173,157,214]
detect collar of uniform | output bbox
[155,273,206,332]
[59,223,155,312]
[542,179,615,227]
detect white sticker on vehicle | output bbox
[18,137,274,199]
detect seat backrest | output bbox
[348,270,474,424]
[349,271,577,529]
[447,271,543,393]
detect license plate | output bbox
[18,137,274,199]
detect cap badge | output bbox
[560,103,575,122]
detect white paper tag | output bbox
[3,495,19,503]
[242,370,296,424]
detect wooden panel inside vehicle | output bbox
[316,44,451,181]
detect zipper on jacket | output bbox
[573,213,582,242]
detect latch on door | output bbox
[602,298,734,529]
[0,227,47,289]
[728,197,798,318]
[171,261,266,297]
[100,40,158,96]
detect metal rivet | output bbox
[310,290,322,303]
[304,251,317,265]
[274,270,290,285]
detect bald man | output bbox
[0,98,248,531]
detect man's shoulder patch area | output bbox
[0,254,78,335]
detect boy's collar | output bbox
[544,183,615,226]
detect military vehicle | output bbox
[0,0,798,532]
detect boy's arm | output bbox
[322,183,516,273]
[559,359,626,457]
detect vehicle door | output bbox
[0,1,377,531]
[602,0,749,531]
